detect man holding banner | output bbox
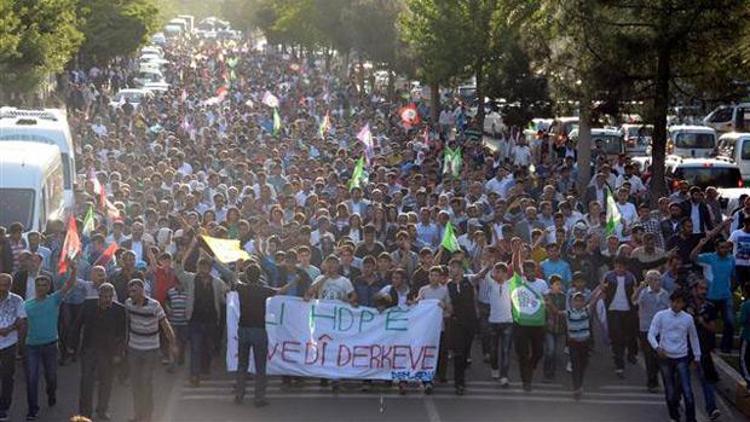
[233,263,276,407]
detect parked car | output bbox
[109,89,152,110]
[620,123,653,157]
[716,132,750,181]
[569,127,624,159]
[668,125,717,158]
[703,103,750,133]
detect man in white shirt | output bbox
[0,274,26,420]
[648,290,701,422]
[615,187,637,240]
[487,263,513,386]
[511,141,532,168]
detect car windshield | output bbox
[675,132,714,148]
[0,188,34,229]
[743,140,750,160]
[115,92,143,103]
[674,167,741,188]
[627,126,652,138]
[593,135,622,154]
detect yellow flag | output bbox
[201,235,250,263]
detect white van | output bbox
[667,125,717,158]
[0,108,76,208]
[717,132,750,181]
[703,103,750,133]
[0,142,66,233]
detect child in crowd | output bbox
[548,284,603,399]
[543,275,567,381]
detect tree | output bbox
[527,0,750,200]
[400,0,472,124]
[77,0,161,65]
[0,0,83,99]
[483,16,551,128]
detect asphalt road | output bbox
[9,341,742,422]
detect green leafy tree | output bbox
[0,0,83,98]
[400,0,472,123]
[77,0,161,65]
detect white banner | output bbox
[226,293,442,381]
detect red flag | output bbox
[58,216,81,274]
[93,242,118,267]
[399,104,421,128]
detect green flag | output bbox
[443,146,462,178]
[348,156,366,190]
[82,205,95,237]
[273,107,282,136]
[508,272,546,326]
[440,221,460,253]
[605,187,621,236]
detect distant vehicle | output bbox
[569,127,624,159]
[164,24,183,37]
[0,142,66,233]
[143,81,170,95]
[665,156,743,189]
[168,18,189,33]
[133,69,164,87]
[620,124,653,157]
[716,132,750,181]
[109,89,152,110]
[484,110,505,137]
[548,117,579,144]
[668,125,717,158]
[151,32,166,45]
[217,29,242,40]
[140,46,163,58]
[176,14,194,33]
[703,103,750,133]
[0,107,76,206]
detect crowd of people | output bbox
[0,33,749,422]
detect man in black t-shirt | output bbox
[234,263,277,407]
[77,283,126,420]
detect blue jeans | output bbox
[544,332,566,379]
[489,323,513,377]
[24,342,58,414]
[695,354,718,414]
[235,327,268,401]
[128,348,158,421]
[710,298,734,352]
[189,322,215,377]
[659,356,696,422]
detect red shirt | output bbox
[153,266,177,306]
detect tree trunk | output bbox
[474,57,485,130]
[577,102,592,195]
[387,69,395,100]
[341,48,351,81]
[650,45,670,205]
[358,57,365,96]
[430,82,440,125]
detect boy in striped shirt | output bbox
[165,281,189,372]
[547,285,603,399]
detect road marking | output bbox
[424,397,441,422]
[179,385,662,399]
[179,393,664,406]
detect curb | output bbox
[712,351,750,417]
